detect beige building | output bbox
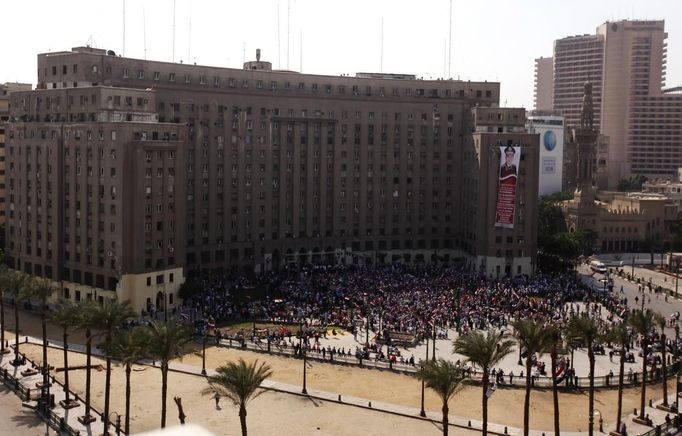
[5,46,538,312]
[537,20,682,188]
[533,57,553,112]
[0,83,32,232]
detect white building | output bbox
[527,115,565,196]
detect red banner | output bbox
[495,145,521,229]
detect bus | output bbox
[589,260,608,274]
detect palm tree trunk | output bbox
[13,301,20,364]
[161,364,168,428]
[661,333,668,406]
[615,342,625,434]
[104,333,112,434]
[640,338,647,420]
[551,347,560,436]
[442,401,449,436]
[63,329,70,402]
[239,404,248,436]
[125,364,131,435]
[85,328,92,417]
[588,349,595,436]
[523,357,532,436]
[1,291,5,354]
[482,370,489,436]
[41,309,48,390]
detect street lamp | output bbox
[632,256,635,278]
[108,412,122,436]
[201,332,207,376]
[301,322,308,395]
[420,336,429,417]
[675,324,680,411]
[594,408,603,433]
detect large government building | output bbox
[4,47,538,311]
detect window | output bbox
[137,70,144,79]
[156,274,164,284]
[153,72,160,81]
[169,72,176,82]
[122,68,129,78]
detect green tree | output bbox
[92,300,136,434]
[628,309,656,421]
[27,277,57,403]
[416,358,465,436]
[566,314,603,436]
[178,279,201,300]
[606,321,630,433]
[75,300,99,424]
[453,329,514,435]
[7,271,29,365]
[143,321,193,428]
[49,301,80,407]
[108,327,149,435]
[202,358,273,436]
[512,319,551,436]
[669,212,682,250]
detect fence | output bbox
[638,415,682,436]
[214,335,682,390]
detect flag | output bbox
[486,383,497,399]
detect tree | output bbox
[453,329,514,435]
[7,271,29,365]
[512,319,550,436]
[606,321,630,433]
[416,358,465,436]
[617,174,648,192]
[26,277,57,407]
[92,300,136,435]
[566,314,603,436]
[108,327,149,435]
[143,321,193,428]
[654,313,669,407]
[49,301,80,408]
[628,309,656,421]
[545,324,562,436]
[0,265,11,356]
[177,279,201,300]
[201,358,273,436]
[670,212,682,251]
[75,300,99,424]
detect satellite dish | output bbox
[107,50,116,56]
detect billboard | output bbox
[527,116,564,196]
[495,145,521,229]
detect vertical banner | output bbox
[495,145,521,228]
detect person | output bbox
[214,393,220,409]
[499,145,518,179]
[619,421,627,435]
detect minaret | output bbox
[573,81,598,204]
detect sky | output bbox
[2,0,681,109]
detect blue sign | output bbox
[543,130,557,151]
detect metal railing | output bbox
[638,415,682,436]
[215,335,682,390]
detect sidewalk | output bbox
[0,343,105,436]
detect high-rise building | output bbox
[533,57,553,112]
[540,20,682,188]
[0,83,32,234]
[5,47,538,310]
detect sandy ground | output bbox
[12,341,675,436]
[0,384,56,436]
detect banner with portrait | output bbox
[495,145,521,229]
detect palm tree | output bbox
[453,329,514,435]
[27,277,57,400]
[108,327,149,435]
[607,321,629,434]
[629,309,656,421]
[7,271,29,366]
[75,300,98,424]
[143,321,193,428]
[545,324,562,436]
[416,358,465,436]
[92,300,136,435]
[512,319,550,436]
[566,313,602,436]
[49,301,80,408]
[654,312,669,408]
[0,265,11,357]
[201,358,273,436]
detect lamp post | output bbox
[420,336,429,417]
[431,323,436,361]
[108,412,122,436]
[594,408,603,433]
[201,332,207,376]
[675,324,680,411]
[632,256,635,277]
[301,322,308,394]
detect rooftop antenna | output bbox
[448,0,452,78]
[277,3,281,69]
[286,0,290,70]
[380,17,384,73]
[143,7,147,60]
[122,0,126,56]
[187,2,192,64]
[243,42,246,64]
[172,0,176,62]
[299,28,303,72]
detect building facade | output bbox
[533,57,553,112]
[5,46,537,311]
[526,115,564,197]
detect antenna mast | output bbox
[122,0,126,56]
[448,0,452,78]
[380,18,384,73]
[299,29,303,72]
[143,7,147,60]
[277,3,281,69]
[188,2,192,63]
[286,0,291,70]
[172,0,176,62]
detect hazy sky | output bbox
[2,0,680,108]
